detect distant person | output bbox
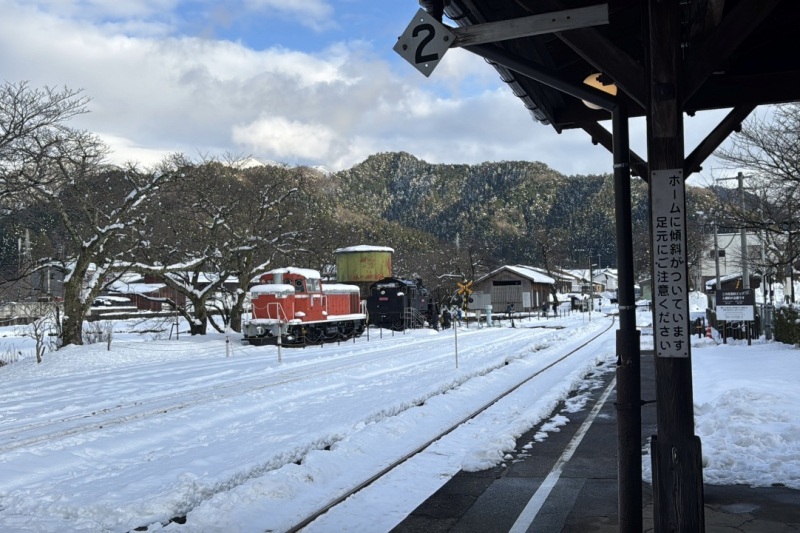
[455,307,462,326]
[429,303,440,331]
[442,308,452,329]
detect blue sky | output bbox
[0,0,732,180]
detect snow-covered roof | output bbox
[705,272,742,289]
[477,265,555,285]
[525,266,579,281]
[333,245,394,254]
[321,283,361,294]
[94,295,132,303]
[250,284,294,295]
[113,272,144,284]
[108,282,165,295]
[266,267,321,279]
[164,272,239,284]
[597,269,618,280]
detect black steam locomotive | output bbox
[366,277,431,330]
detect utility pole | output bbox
[714,222,721,294]
[588,259,591,321]
[738,172,749,290]
[718,173,749,290]
[714,220,726,344]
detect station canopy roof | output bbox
[419,0,800,177]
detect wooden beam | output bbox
[580,121,648,179]
[451,5,608,47]
[683,0,782,102]
[684,104,756,177]
[555,28,647,112]
[688,70,800,110]
[465,43,618,111]
[514,0,648,116]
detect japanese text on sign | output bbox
[715,289,755,321]
[651,169,690,358]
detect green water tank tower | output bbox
[334,245,394,295]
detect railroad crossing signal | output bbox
[457,280,473,296]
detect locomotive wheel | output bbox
[340,323,355,339]
[304,327,324,345]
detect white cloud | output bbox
[0,0,739,177]
[17,0,180,19]
[243,0,336,31]
[232,117,337,161]
[96,133,175,168]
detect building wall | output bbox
[473,270,552,311]
[697,231,764,291]
[699,231,761,279]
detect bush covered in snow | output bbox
[773,305,800,346]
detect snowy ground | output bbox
[0,305,798,532]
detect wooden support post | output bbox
[646,0,705,530]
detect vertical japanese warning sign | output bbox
[651,169,690,358]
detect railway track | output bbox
[0,325,559,455]
[1,318,615,533]
[285,316,616,532]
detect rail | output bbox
[285,315,616,532]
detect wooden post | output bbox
[647,1,705,531]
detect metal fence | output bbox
[705,303,775,343]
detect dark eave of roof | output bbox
[432,0,800,130]
[415,0,800,177]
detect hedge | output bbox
[773,305,800,345]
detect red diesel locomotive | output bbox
[241,267,366,346]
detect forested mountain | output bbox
[2,150,715,314]
[328,152,720,283]
[331,152,653,276]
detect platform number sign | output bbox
[394,9,455,77]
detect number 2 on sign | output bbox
[413,23,438,64]
[394,9,454,76]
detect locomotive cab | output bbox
[242,267,365,346]
[366,277,429,330]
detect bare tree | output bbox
[715,105,800,187]
[132,157,307,335]
[1,81,90,210]
[2,82,170,347]
[16,302,60,363]
[223,163,314,332]
[713,106,800,291]
[50,162,171,347]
